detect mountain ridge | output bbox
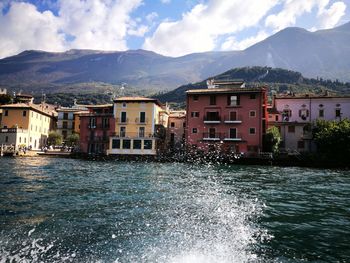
[0,21,350,94]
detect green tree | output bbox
[0,94,12,105]
[66,133,79,147]
[48,131,62,146]
[313,119,350,164]
[263,126,281,153]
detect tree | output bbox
[313,119,350,164]
[0,94,12,105]
[263,126,281,153]
[48,131,62,146]
[66,133,79,147]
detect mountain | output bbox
[0,22,350,94]
[155,66,350,104]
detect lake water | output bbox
[0,157,349,262]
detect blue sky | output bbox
[0,0,349,58]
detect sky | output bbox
[0,0,349,59]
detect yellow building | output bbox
[107,97,168,155]
[0,103,57,150]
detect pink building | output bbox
[79,104,115,154]
[269,93,350,152]
[186,80,268,155]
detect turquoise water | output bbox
[0,158,349,262]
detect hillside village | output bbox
[1,79,349,166]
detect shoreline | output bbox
[2,150,348,170]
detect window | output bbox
[228,95,239,106]
[144,140,153,149]
[206,111,220,121]
[24,138,26,143]
[335,109,341,118]
[120,127,126,137]
[5,136,8,142]
[140,112,146,123]
[299,109,309,120]
[192,128,198,134]
[89,118,96,128]
[319,109,324,118]
[249,128,256,134]
[249,111,256,117]
[229,128,237,138]
[63,121,68,129]
[23,111,27,117]
[209,128,216,138]
[4,110,8,116]
[297,140,305,149]
[193,95,199,101]
[170,133,175,143]
[121,112,127,123]
[171,122,175,128]
[191,112,199,118]
[209,95,216,105]
[288,125,295,133]
[250,94,256,99]
[122,102,127,108]
[229,111,237,121]
[282,109,292,121]
[63,113,68,120]
[133,140,142,149]
[275,115,279,121]
[122,139,131,149]
[183,122,186,128]
[139,127,145,137]
[103,118,109,128]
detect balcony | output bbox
[111,132,158,139]
[116,117,129,124]
[0,128,28,133]
[224,115,242,124]
[87,124,97,129]
[203,115,221,124]
[202,132,222,141]
[223,132,242,141]
[135,117,148,124]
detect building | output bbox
[167,110,186,150]
[0,102,57,150]
[0,88,7,95]
[79,104,115,154]
[107,97,168,156]
[56,104,88,140]
[186,80,268,155]
[269,93,350,152]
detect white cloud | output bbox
[318,1,346,29]
[143,0,279,57]
[0,0,144,58]
[0,2,65,58]
[146,11,158,23]
[265,0,347,31]
[221,31,269,51]
[160,0,171,4]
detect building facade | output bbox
[0,103,57,150]
[167,110,186,150]
[79,105,115,154]
[107,97,168,156]
[186,80,268,155]
[56,105,88,140]
[269,93,350,152]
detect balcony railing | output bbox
[0,128,28,133]
[111,132,158,138]
[203,116,221,123]
[135,117,148,124]
[116,117,129,124]
[224,115,242,124]
[202,132,243,141]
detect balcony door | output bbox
[206,111,219,121]
[229,111,237,121]
[209,128,216,138]
[140,112,146,123]
[121,112,127,123]
[229,128,237,138]
[139,127,145,138]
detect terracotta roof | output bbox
[0,103,57,117]
[169,110,186,118]
[113,96,163,107]
[186,87,266,94]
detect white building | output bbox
[269,93,350,152]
